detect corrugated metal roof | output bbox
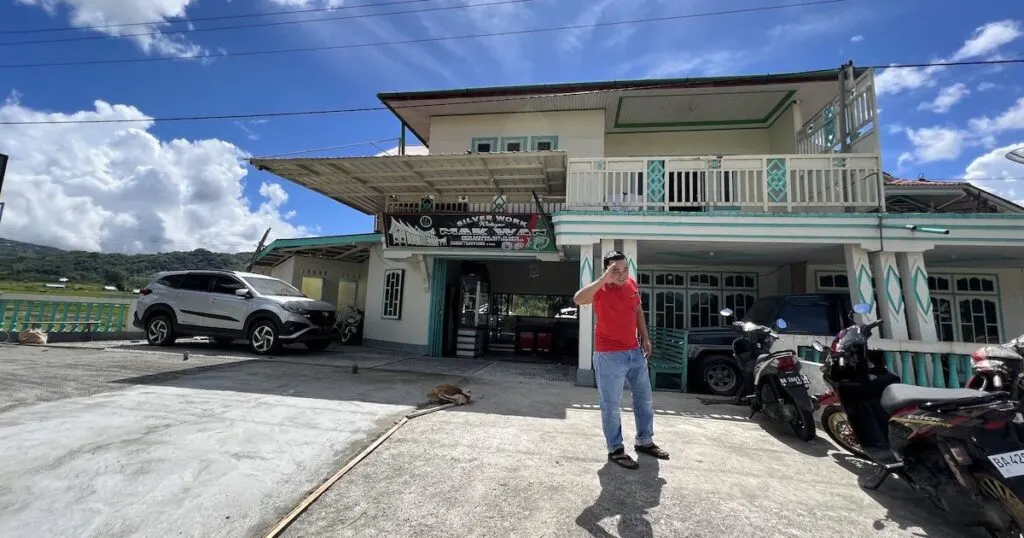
[254,233,381,267]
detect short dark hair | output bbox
[602,249,626,268]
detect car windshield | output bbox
[742,297,781,325]
[243,276,305,297]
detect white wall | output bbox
[269,255,368,311]
[767,105,798,153]
[428,110,605,157]
[604,130,772,157]
[363,245,431,351]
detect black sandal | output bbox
[635,444,670,460]
[608,448,639,469]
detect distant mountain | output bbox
[0,238,253,289]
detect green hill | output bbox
[0,237,253,290]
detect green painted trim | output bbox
[500,136,528,152]
[579,255,593,287]
[530,135,559,150]
[883,264,904,315]
[552,210,1024,220]
[910,264,931,316]
[470,137,498,152]
[426,258,447,356]
[555,230,1024,243]
[613,90,796,129]
[556,218,881,229]
[256,233,381,261]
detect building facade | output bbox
[251,66,1024,391]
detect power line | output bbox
[0,0,849,69]
[0,0,431,35]
[257,138,400,158]
[0,0,533,47]
[1,58,1020,126]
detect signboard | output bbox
[383,213,556,252]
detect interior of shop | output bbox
[438,259,578,364]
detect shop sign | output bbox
[383,213,556,252]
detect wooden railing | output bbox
[565,153,883,212]
[0,299,134,339]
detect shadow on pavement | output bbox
[697,396,833,458]
[576,457,664,538]
[830,452,989,537]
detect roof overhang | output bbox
[250,151,568,215]
[253,233,380,268]
[884,179,1024,214]
[378,69,866,145]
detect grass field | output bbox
[0,280,136,299]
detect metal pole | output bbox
[0,153,9,227]
[399,123,406,156]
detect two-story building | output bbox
[250,65,1024,393]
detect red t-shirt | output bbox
[593,277,641,352]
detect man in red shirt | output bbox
[574,250,670,469]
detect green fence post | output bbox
[913,353,929,387]
[946,354,961,388]
[111,304,125,333]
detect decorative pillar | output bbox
[843,245,877,324]
[577,243,596,387]
[622,239,638,281]
[897,252,938,341]
[869,251,909,340]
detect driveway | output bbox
[0,344,464,538]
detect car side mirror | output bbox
[235,288,252,298]
[719,308,734,318]
[812,341,826,352]
[775,319,787,330]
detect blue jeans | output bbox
[593,347,655,453]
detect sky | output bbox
[0,0,1021,254]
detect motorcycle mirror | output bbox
[812,341,826,352]
[775,319,787,330]
[719,308,734,317]
[853,303,872,314]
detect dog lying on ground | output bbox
[427,383,472,406]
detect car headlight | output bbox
[282,304,309,315]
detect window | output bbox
[155,273,186,289]
[243,275,305,297]
[501,136,527,152]
[382,269,405,320]
[929,273,1001,344]
[639,270,759,330]
[780,300,833,335]
[470,137,497,153]
[817,272,849,290]
[179,273,213,292]
[211,275,246,295]
[530,136,559,151]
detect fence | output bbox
[0,299,135,340]
[647,326,689,392]
[798,346,974,389]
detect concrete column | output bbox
[600,238,615,263]
[622,239,638,281]
[897,252,938,341]
[843,244,877,324]
[869,251,909,340]
[577,243,596,387]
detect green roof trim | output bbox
[255,233,382,261]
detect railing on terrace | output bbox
[383,198,566,214]
[0,299,134,341]
[566,154,883,212]
[797,69,877,155]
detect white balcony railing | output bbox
[565,154,883,212]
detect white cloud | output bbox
[917,83,970,113]
[850,34,864,43]
[875,19,1023,96]
[15,0,207,59]
[968,97,1024,137]
[265,0,344,6]
[963,142,1024,204]
[374,145,430,156]
[978,82,999,91]
[616,50,746,79]
[901,126,968,163]
[559,0,618,53]
[0,93,307,253]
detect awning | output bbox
[254,233,381,267]
[250,151,568,215]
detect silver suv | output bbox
[133,270,339,355]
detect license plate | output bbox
[988,450,1024,478]
[779,374,810,387]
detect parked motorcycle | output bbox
[337,305,364,345]
[968,335,1024,399]
[815,303,1024,536]
[719,308,817,441]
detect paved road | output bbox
[0,344,464,538]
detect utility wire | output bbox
[0,0,431,35]
[0,0,533,47]
[0,0,848,69]
[1,58,1020,126]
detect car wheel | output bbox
[304,340,332,352]
[248,319,281,355]
[145,314,175,347]
[701,355,740,396]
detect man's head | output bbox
[602,250,629,286]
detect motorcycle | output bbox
[337,305,364,345]
[815,303,1024,536]
[719,308,817,441]
[968,335,1024,399]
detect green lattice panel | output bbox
[766,158,788,203]
[647,160,665,204]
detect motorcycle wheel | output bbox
[791,407,817,442]
[976,473,1024,537]
[340,329,354,344]
[820,405,868,458]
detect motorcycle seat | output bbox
[879,383,988,415]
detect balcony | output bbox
[565,153,883,213]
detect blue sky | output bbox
[0,0,1021,252]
